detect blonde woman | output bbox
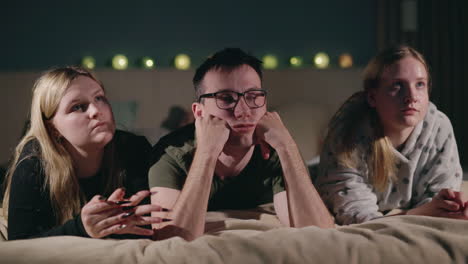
[3,67,165,240]
[317,45,465,225]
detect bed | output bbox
[1,100,467,263]
[1,199,468,264]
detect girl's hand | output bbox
[81,188,168,238]
[407,188,468,219]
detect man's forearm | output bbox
[160,150,217,240]
[276,143,334,228]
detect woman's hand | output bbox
[81,188,168,238]
[407,188,468,219]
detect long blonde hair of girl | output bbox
[2,67,122,224]
[328,45,431,191]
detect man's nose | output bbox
[233,96,251,118]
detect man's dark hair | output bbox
[193,48,263,98]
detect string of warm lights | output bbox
[81,52,353,70]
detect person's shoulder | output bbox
[19,138,40,158]
[427,102,451,124]
[157,123,195,145]
[426,102,454,133]
[114,129,150,146]
[151,123,196,165]
[113,130,152,165]
[153,123,195,153]
[12,140,44,184]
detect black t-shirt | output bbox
[149,124,285,211]
[7,130,151,240]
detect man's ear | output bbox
[366,90,377,108]
[192,102,203,118]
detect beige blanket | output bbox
[1,204,468,264]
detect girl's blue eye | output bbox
[416,81,426,88]
[71,104,88,112]
[96,95,108,103]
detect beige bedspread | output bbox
[1,204,468,264]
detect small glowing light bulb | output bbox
[289,56,303,68]
[262,54,278,69]
[174,54,191,70]
[314,52,330,69]
[141,57,155,69]
[338,53,353,68]
[81,56,96,70]
[112,54,128,70]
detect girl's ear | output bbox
[192,102,203,118]
[366,90,377,108]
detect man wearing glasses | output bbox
[149,48,334,240]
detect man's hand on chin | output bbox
[254,112,296,159]
[195,115,230,157]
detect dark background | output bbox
[0,0,376,71]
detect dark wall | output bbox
[1,0,377,71]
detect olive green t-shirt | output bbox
[149,124,285,211]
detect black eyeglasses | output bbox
[198,89,267,110]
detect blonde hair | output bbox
[328,45,430,191]
[2,67,122,224]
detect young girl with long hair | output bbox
[3,67,165,239]
[317,45,465,225]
